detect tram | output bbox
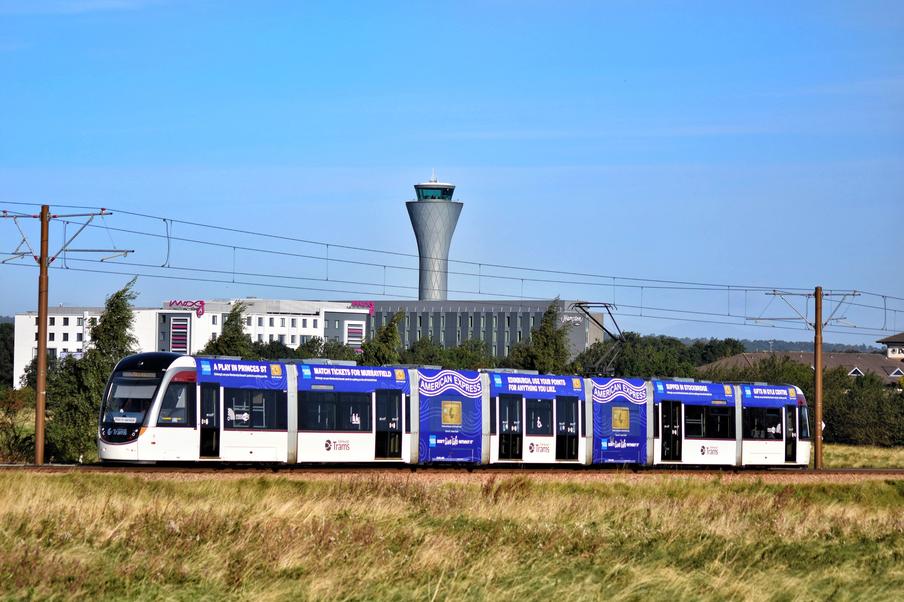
[98,353,811,467]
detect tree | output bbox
[502,301,571,374]
[251,340,296,360]
[0,323,13,390]
[0,386,34,462]
[46,279,139,462]
[445,338,496,370]
[361,311,404,366]
[401,337,447,366]
[322,339,359,362]
[201,302,253,358]
[296,336,324,359]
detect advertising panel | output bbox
[741,384,797,408]
[652,380,733,406]
[296,364,409,393]
[418,369,483,463]
[197,359,287,390]
[488,372,584,399]
[591,378,647,464]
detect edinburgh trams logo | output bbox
[324,439,350,452]
[528,442,550,454]
[418,370,482,398]
[592,379,647,405]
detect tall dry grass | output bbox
[824,444,904,468]
[0,472,901,600]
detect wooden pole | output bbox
[34,205,50,465]
[814,286,823,470]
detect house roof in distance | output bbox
[699,351,904,385]
[877,331,904,345]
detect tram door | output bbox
[375,390,402,459]
[784,405,797,462]
[555,396,579,460]
[661,401,682,462]
[199,383,220,458]
[499,394,523,460]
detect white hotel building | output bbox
[12,298,370,388]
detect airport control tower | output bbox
[406,173,463,301]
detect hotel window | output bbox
[62,333,69,342]
[291,318,296,328]
[468,315,473,328]
[35,317,39,326]
[440,330,445,344]
[302,319,308,328]
[506,316,511,328]
[258,334,263,342]
[77,333,83,342]
[518,331,522,342]
[335,320,339,329]
[269,317,274,327]
[77,317,84,327]
[49,317,55,326]
[246,317,252,326]
[441,316,446,329]
[258,317,264,327]
[291,335,296,345]
[280,318,285,327]
[212,315,218,325]
[279,334,285,344]
[269,334,274,342]
[63,317,69,326]
[493,315,497,327]
[313,319,318,329]
[418,315,423,328]
[49,332,55,341]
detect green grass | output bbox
[824,444,904,469]
[0,472,901,600]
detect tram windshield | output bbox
[101,371,162,428]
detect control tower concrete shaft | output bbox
[406,175,462,301]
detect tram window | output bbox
[405,394,411,434]
[685,406,735,439]
[339,394,372,431]
[526,398,552,436]
[654,404,659,438]
[742,408,783,440]
[157,382,196,427]
[685,405,704,437]
[224,388,288,430]
[299,391,371,431]
[490,396,497,435]
[704,407,735,439]
[799,407,811,440]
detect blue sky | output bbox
[1,0,902,344]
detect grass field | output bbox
[824,444,904,468]
[0,472,901,600]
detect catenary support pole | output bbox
[35,205,49,465]
[814,286,823,470]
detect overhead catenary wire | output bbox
[1,200,902,341]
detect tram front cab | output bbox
[97,352,183,462]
